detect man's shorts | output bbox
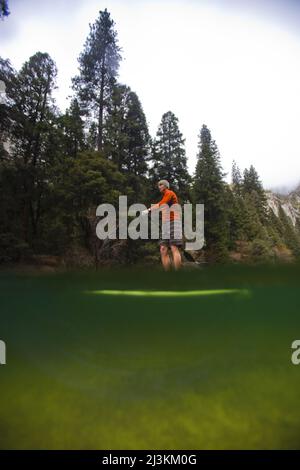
[159,219,183,247]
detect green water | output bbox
[0,264,300,449]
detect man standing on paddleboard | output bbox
[143,180,183,270]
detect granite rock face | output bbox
[266,184,300,226]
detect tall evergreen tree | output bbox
[72,9,121,151]
[104,84,129,170]
[231,160,243,195]
[278,206,300,258]
[0,52,58,243]
[242,192,269,241]
[226,188,246,245]
[124,90,149,176]
[243,165,264,194]
[86,122,98,151]
[194,124,228,260]
[151,111,190,199]
[58,98,85,158]
[229,161,246,244]
[243,165,268,221]
[104,84,149,176]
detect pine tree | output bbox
[124,90,149,176]
[231,160,243,195]
[104,84,129,170]
[104,84,149,176]
[243,165,268,221]
[58,98,86,158]
[151,111,190,199]
[228,161,247,245]
[243,165,264,194]
[242,192,268,241]
[194,124,229,260]
[266,206,285,246]
[278,206,300,258]
[226,188,246,245]
[0,52,58,243]
[86,122,98,151]
[40,150,126,255]
[72,9,121,151]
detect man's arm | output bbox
[149,192,173,212]
[142,192,173,215]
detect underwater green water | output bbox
[0,264,300,449]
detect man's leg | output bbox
[170,244,182,270]
[160,244,171,271]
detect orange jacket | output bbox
[153,189,181,221]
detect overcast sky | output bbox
[1,0,300,190]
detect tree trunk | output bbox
[97,55,106,152]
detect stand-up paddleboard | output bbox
[84,289,250,297]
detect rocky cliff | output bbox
[266,184,300,226]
